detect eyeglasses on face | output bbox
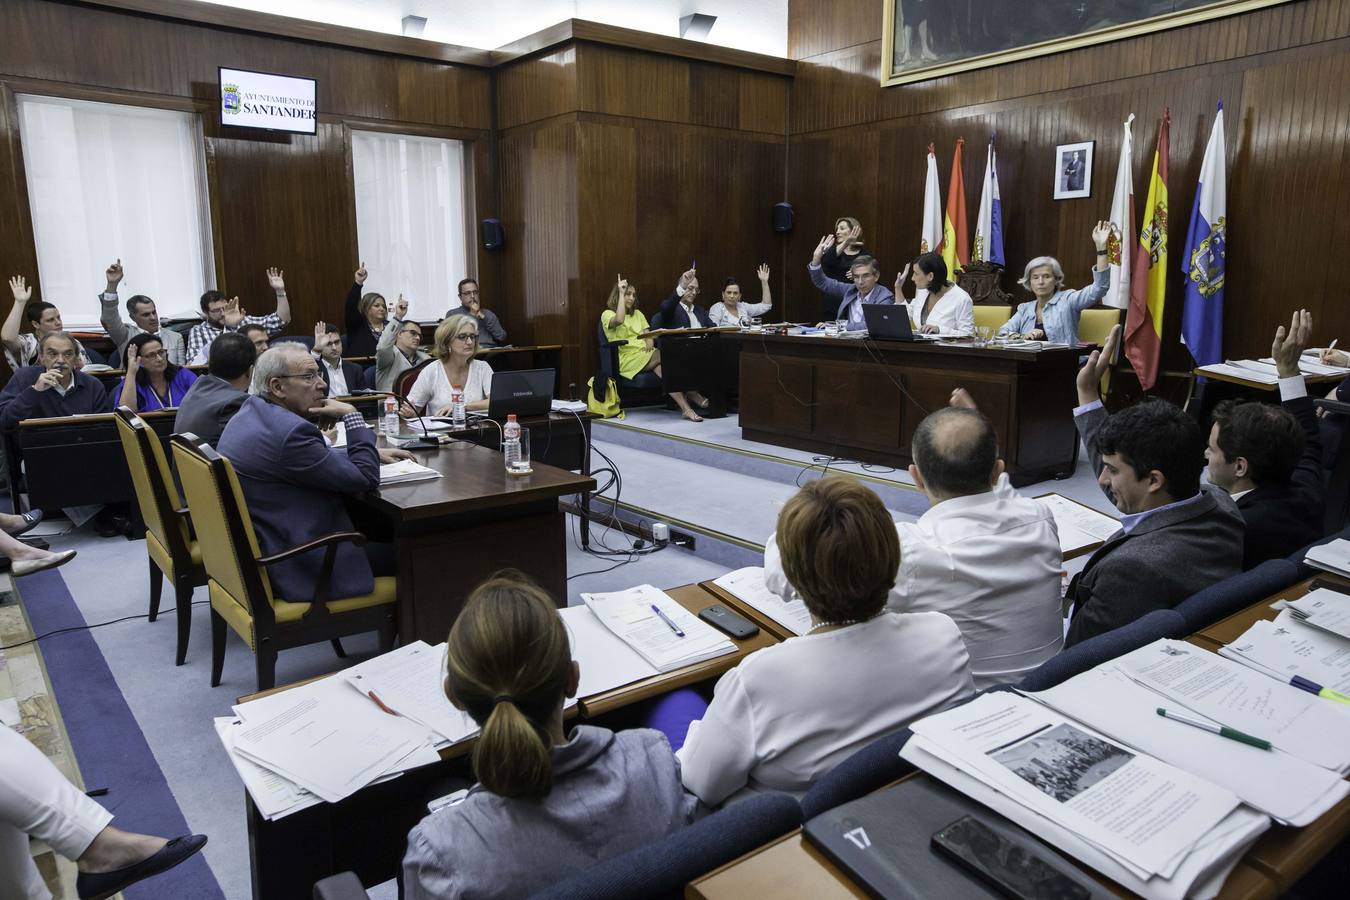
[454,332,479,343]
[459,288,480,297]
[277,370,325,383]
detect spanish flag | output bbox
[942,138,968,277]
[1124,110,1169,391]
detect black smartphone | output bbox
[697,604,759,639]
[931,816,1090,900]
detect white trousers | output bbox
[0,726,112,900]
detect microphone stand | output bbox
[348,388,439,448]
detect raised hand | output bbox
[1272,309,1312,378]
[267,267,286,292]
[757,263,770,282]
[1076,323,1121,403]
[394,295,409,320]
[105,259,124,291]
[223,296,245,327]
[678,267,697,291]
[949,388,978,410]
[845,223,861,248]
[812,234,835,264]
[617,274,628,294]
[1091,220,1111,250]
[9,276,31,303]
[894,263,911,296]
[314,320,327,347]
[125,343,140,373]
[354,262,368,285]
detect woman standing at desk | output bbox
[601,276,702,422]
[708,265,774,327]
[818,217,866,321]
[895,253,974,336]
[407,313,492,415]
[403,573,699,899]
[676,477,975,806]
[118,333,197,413]
[998,221,1112,344]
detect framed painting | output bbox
[881,0,1298,87]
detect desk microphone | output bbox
[349,389,438,448]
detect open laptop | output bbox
[479,368,555,420]
[862,304,922,342]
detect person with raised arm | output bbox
[97,259,186,365]
[601,275,702,422]
[377,294,430,397]
[708,264,773,327]
[817,217,866,320]
[343,262,386,357]
[997,221,1112,344]
[807,236,894,331]
[894,253,974,336]
[2,276,89,369]
[186,269,291,365]
[117,333,197,413]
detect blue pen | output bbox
[651,603,685,638]
[1290,675,1350,705]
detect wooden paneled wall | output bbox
[494,41,790,388]
[0,0,494,346]
[786,0,1350,379]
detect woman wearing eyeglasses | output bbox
[407,313,493,416]
[119,332,197,413]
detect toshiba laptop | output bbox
[481,368,555,420]
[862,304,921,342]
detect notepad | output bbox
[1035,493,1119,555]
[343,641,478,747]
[580,585,736,672]
[379,459,441,484]
[711,567,813,636]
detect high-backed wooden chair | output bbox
[114,407,205,666]
[170,433,397,690]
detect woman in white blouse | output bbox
[895,253,974,336]
[677,477,975,806]
[708,264,774,327]
[407,313,493,415]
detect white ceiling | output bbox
[188,0,789,57]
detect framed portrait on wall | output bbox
[880,0,1298,87]
[1054,142,1094,200]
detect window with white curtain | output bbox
[351,130,470,322]
[17,94,214,327]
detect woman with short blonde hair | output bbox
[407,312,493,415]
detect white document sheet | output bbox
[214,717,322,821]
[1030,668,1350,826]
[907,692,1243,879]
[1259,356,1350,376]
[1303,540,1350,578]
[711,567,813,636]
[342,642,479,746]
[1036,494,1120,555]
[558,606,660,698]
[1287,588,1350,641]
[378,459,442,484]
[1197,363,1278,384]
[581,585,735,672]
[1220,613,1350,694]
[1116,640,1350,773]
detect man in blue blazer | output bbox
[806,235,894,331]
[217,343,413,602]
[657,268,714,330]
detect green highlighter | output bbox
[1156,708,1272,750]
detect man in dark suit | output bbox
[173,331,255,447]
[216,343,413,602]
[1064,324,1245,646]
[658,267,714,330]
[313,322,365,398]
[1206,310,1323,569]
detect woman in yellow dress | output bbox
[601,275,702,421]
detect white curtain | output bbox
[17,94,213,326]
[351,130,469,322]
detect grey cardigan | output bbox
[1065,405,1244,646]
[375,318,431,394]
[403,726,701,899]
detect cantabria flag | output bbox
[1181,102,1226,367]
[1104,114,1135,310]
[921,144,943,254]
[973,137,1004,265]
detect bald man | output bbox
[765,391,1064,688]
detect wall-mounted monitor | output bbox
[218,67,316,135]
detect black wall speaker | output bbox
[771,202,794,233]
[480,218,505,251]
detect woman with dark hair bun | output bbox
[895,252,974,336]
[402,571,700,898]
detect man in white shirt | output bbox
[764,390,1064,687]
[97,260,186,366]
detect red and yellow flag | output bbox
[1124,111,1169,391]
[942,138,969,277]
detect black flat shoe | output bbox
[10,509,42,537]
[76,834,208,900]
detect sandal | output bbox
[681,410,704,423]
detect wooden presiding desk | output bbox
[689,574,1350,900]
[240,581,778,899]
[729,332,1084,486]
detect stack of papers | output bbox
[711,567,813,636]
[1262,356,1350,377]
[342,641,478,746]
[1035,493,1120,555]
[1303,540,1350,578]
[1196,362,1278,384]
[379,459,442,484]
[580,585,736,672]
[1220,609,1350,694]
[1285,588,1350,640]
[559,606,661,697]
[902,690,1267,900]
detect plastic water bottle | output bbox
[381,397,399,436]
[451,387,466,428]
[503,414,522,473]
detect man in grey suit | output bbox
[173,331,255,447]
[1065,324,1244,646]
[807,237,894,331]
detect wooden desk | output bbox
[729,333,1083,486]
[699,579,799,642]
[241,580,781,899]
[13,410,176,510]
[1192,367,1342,392]
[691,581,1350,900]
[353,440,594,644]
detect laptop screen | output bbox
[486,368,555,420]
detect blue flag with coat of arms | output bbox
[1181,102,1226,367]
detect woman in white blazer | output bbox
[896,253,974,336]
[676,477,975,807]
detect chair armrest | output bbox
[599,338,628,349]
[257,531,368,566]
[312,871,368,900]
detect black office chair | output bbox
[594,320,663,411]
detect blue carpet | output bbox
[20,567,224,899]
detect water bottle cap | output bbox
[506,414,517,422]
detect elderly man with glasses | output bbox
[216,343,414,603]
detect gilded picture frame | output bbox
[881,0,1298,87]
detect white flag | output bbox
[1104,114,1136,309]
[973,138,1004,265]
[920,143,942,255]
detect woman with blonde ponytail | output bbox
[403,571,700,898]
